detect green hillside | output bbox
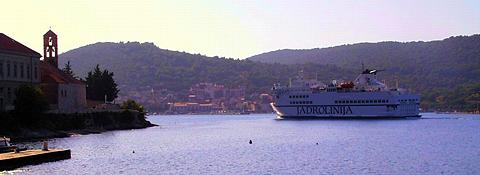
[59,42,353,107]
[248,35,480,92]
[59,35,480,112]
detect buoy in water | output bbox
[249,140,253,144]
[132,150,135,153]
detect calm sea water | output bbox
[4,113,480,175]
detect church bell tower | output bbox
[43,30,58,67]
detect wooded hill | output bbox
[59,42,353,103]
[59,35,480,112]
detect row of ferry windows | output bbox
[290,101,313,105]
[400,99,418,102]
[335,99,389,104]
[289,95,309,99]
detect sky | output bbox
[1,0,479,59]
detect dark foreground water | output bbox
[4,113,480,175]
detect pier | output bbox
[0,149,71,171]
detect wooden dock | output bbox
[0,149,71,171]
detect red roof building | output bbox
[0,33,42,111]
[0,33,42,58]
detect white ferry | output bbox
[271,69,421,119]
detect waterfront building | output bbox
[169,102,222,114]
[0,33,42,111]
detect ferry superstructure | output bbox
[271,69,421,119]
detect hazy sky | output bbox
[1,0,479,58]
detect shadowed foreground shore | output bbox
[0,110,156,142]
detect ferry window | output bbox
[387,100,389,103]
[361,100,365,103]
[349,100,353,103]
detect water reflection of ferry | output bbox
[271,69,421,119]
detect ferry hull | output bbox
[271,103,421,119]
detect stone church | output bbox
[40,30,87,113]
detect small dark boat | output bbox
[0,137,16,153]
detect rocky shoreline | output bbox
[0,110,156,142]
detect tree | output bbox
[85,64,119,102]
[62,61,75,78]
[121,99,145,113]
[14,85,49,115]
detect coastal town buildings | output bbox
[167,82,274,114]
[0,33,42,111]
